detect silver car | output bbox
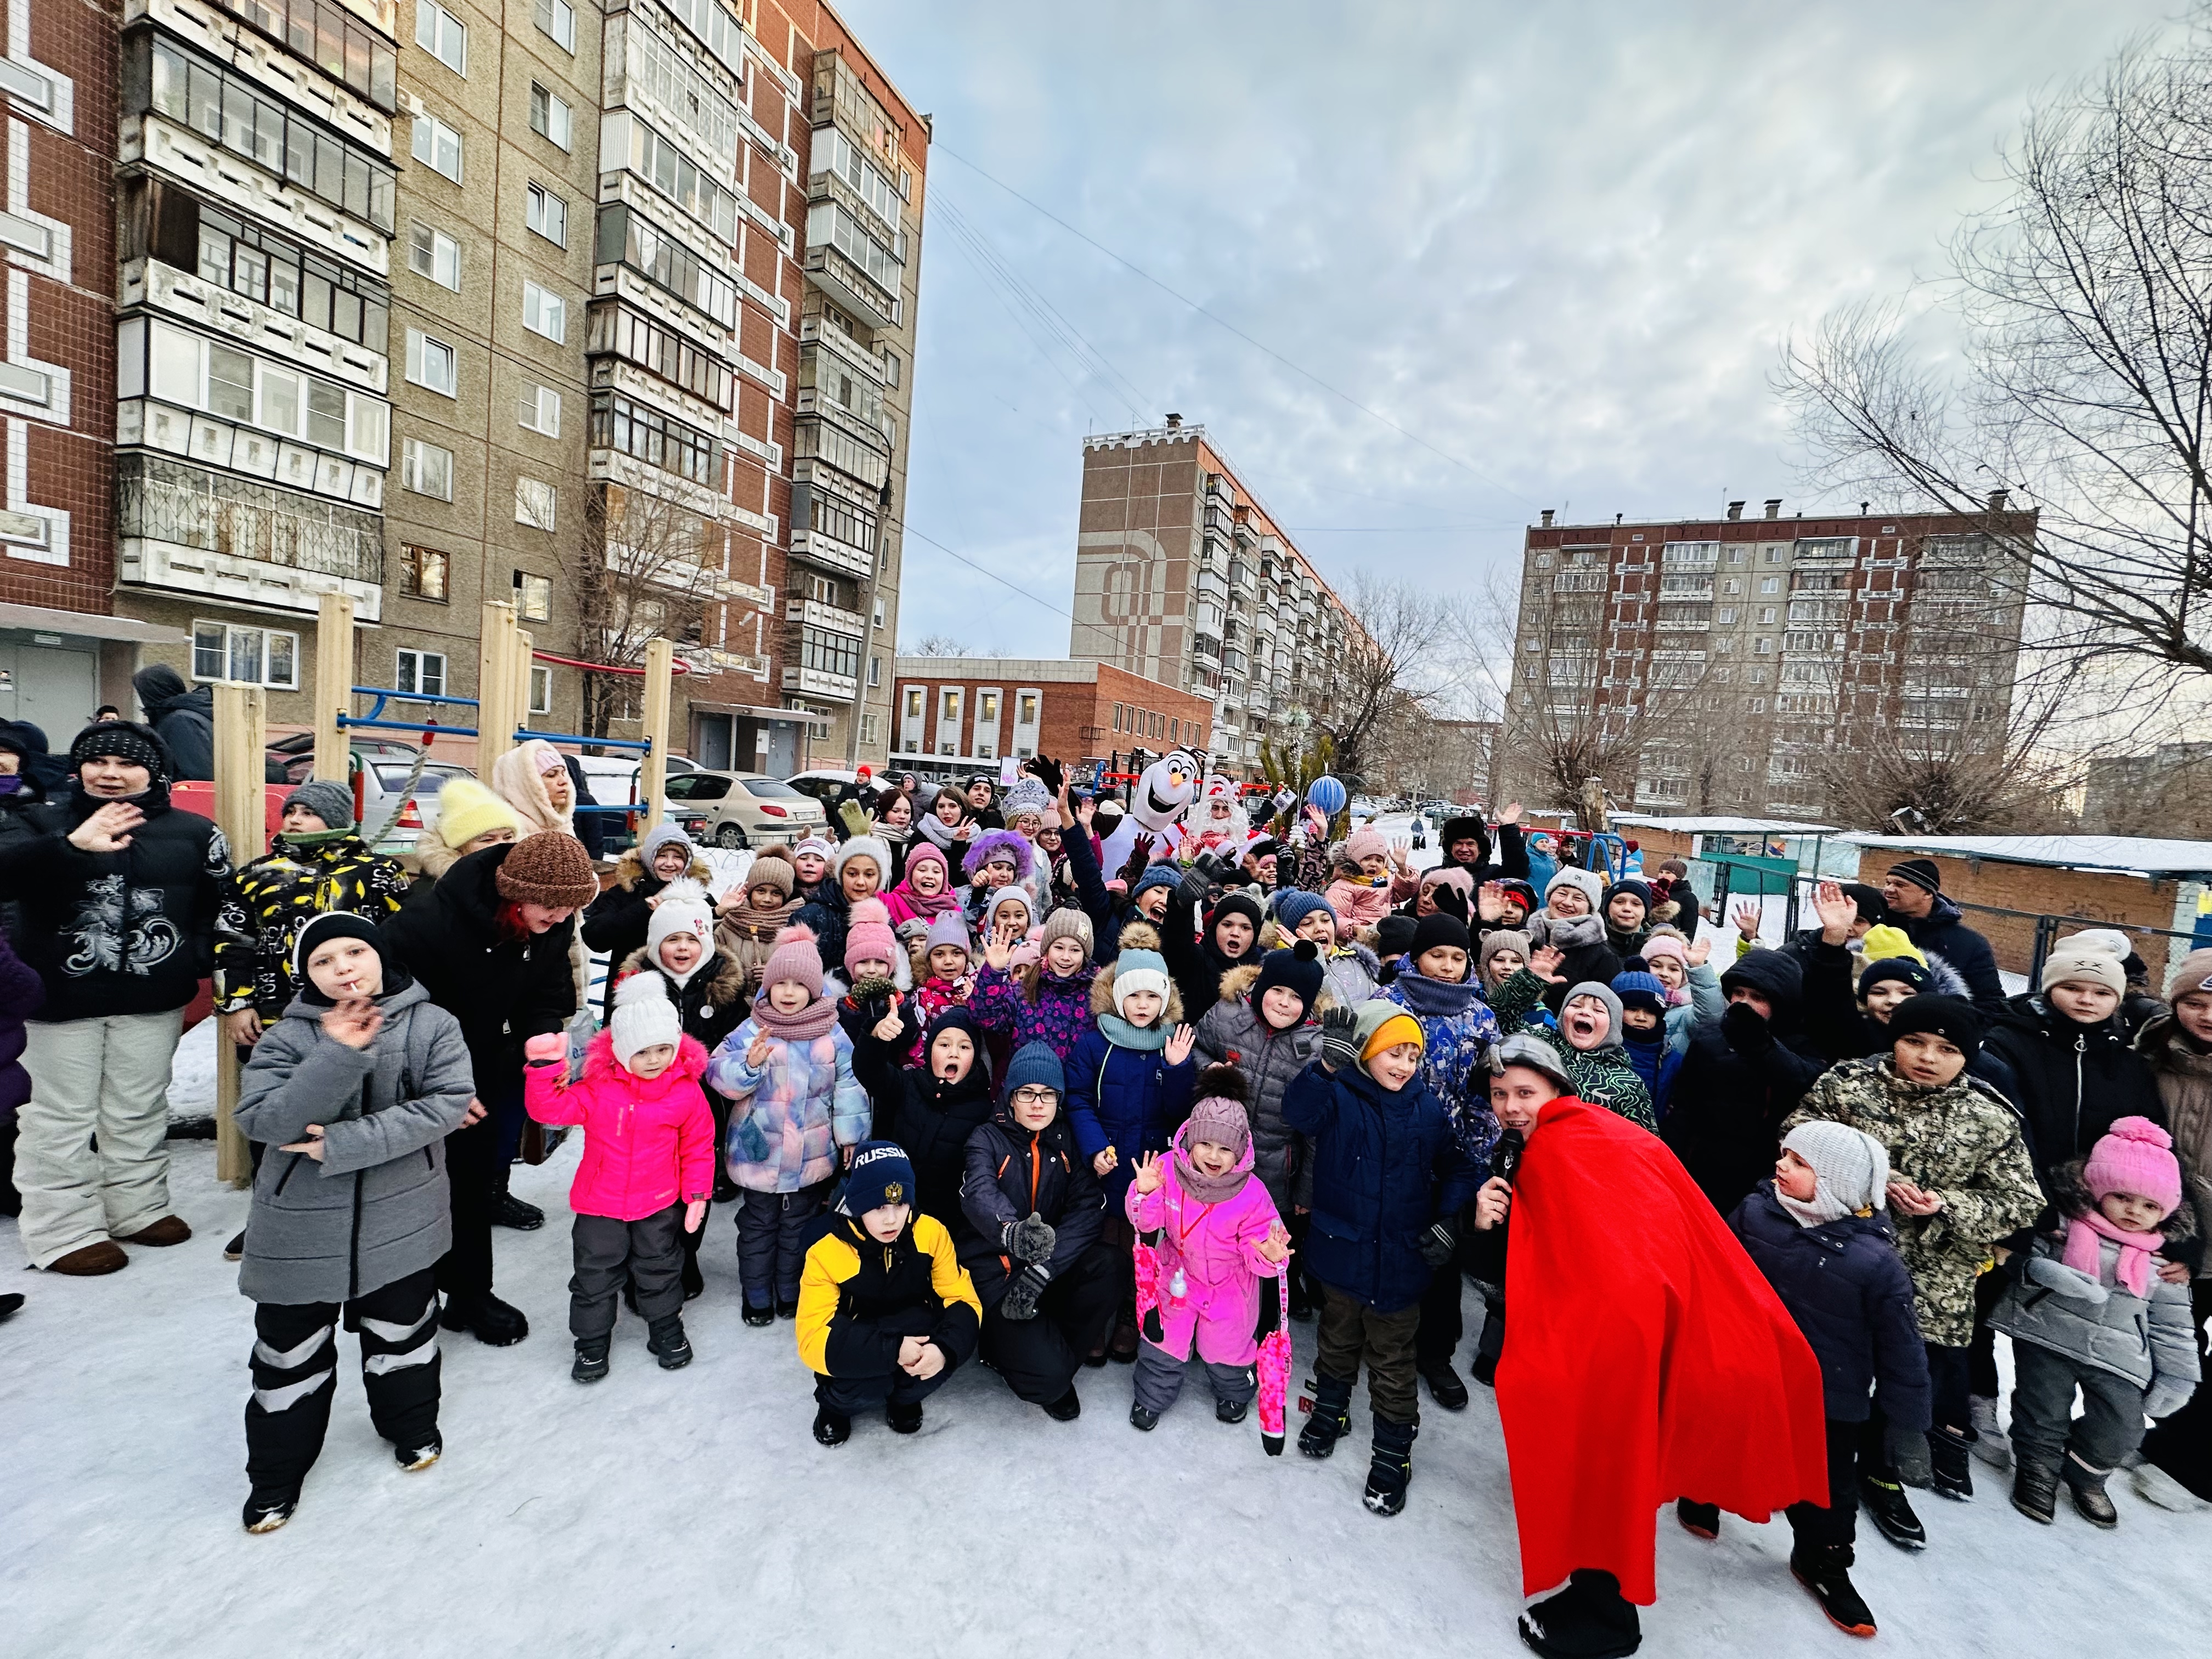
[665,771,826,848]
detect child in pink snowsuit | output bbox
[1323,827,1415,932]
[1125,1066,1292,1429]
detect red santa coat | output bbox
[1496,1096,1829,1605]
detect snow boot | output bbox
[0,1292,21,1323]
[887,1400,923,1434]
[1517,1568,1641,1658]
[116,1214,191,1246]
[2063,1454,2118,1528]
[490,1169,544,1231]
[242,1491,298,1534]
[1790,1544,1876,1638]
[1362,1418,1417,1516]
[395,1434,442,1472]
[813,1405,851,1447]
[1470,1348,1498,1387]
[1215,1394,1249,1425]
[1288,1276,1313,1323]
[1858,1472,1927,1550]
[742,1300,775,1327]
[1929,1426,1973,1500]
[1420,1361,1470,1412]
[440,1291,529,1346]
[1298,1375,1353,1459]
[1130,1402,1161,1431]
[776,1296,798,1321]
[1042,1386,1081,1422]
[2010,1460,2058,1524]
[1967,1394,2011,1469]
[572,1336,611,1384]
[47,1240,126,1275]
[224,1229,246,1262]
[1674,1498,1720,1540]
[647,1314,693,1370]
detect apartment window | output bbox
[979,691,1000,724]
[1749,696,1768,711]
[521,281,567,344]
[192,620,298,689]
[1533,554,1552,570]
[595,204,736,327]
[203,0,398,111]
[1112,703,1122,733]
[526,183,568,247]
[867,656,882,688]
[149,188,390,349]
[411,114,462,183]
[904,689,923,719]
[617,117,741,242]
[129,317,388,461]
[590,392,718,486]
[529,665,552,715]
[394,647,446,697]
[1760,575,1781,594]
[1759,606,1778,624]
[860,712,878,746]
[882,348,900,388]
[516,383,561,437]
[405,329,457,396]
[515,476,556,530]
[415,1,467,74]
[588,303,735,411]
[397,543,449,601]
[400,437,453,500]
[1716,606,1736,624]
[529,82,572,150]
[534,0,575,52]
[407,222,461,290]
[1765,547,1782,563]
[801,629,862,682]
[514,569,552,621]
[872,598,885,627]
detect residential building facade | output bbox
[890,654,1212,784]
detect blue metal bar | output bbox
[571,803,645,817]
[336,715,481,737]
[514,729,653,753]
[347,685,480,725]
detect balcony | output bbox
[795,381,894,448]
[800,310,889,383]
[802,239,900,330]
[786,596,866,637]
[123,257,387,394]
[789,524,874,580]
[124,115,388,276]
[138,0,394,157]
[783,663,857,699]
[116,453,383,618]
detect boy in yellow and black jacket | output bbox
[798,1139,981,1446]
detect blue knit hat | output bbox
[1611,968,1667,1019]
[1003,1041,1065,1101]
[1272,889,1337,934]
[844,1141,916,1215]
[1131,864,1183,900]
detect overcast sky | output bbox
[837,0,2187,659]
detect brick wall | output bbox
[891,662,1211,769]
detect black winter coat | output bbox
[0,774,51,946]
[1896,897,2006,1013]
[1160,881,1263,1024]
[382,841,579,1097]
[131,665,215,781]
[959,1102,1106,1306]
[1661,950,1829,1216]
[613,946,748,1054]
[0,782,228,1022]
[851,1031,996,1229]
[1730,1184,1931,1429]
[1982,994,2166,1190]
[1800,939,2022,1100]
[791,884,850,977]
[1437,818,1531,889]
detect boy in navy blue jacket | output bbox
[1283,1001,1478,1517]
[1723,1121,1931,1640]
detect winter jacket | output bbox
[960,1100,1107,1306]
[1281,1058,1480,1313]
[1983,994,2166,1191]
[789,884,851,977]
[132,664,215,781]
[612,946,748,1056]
[1729,1184,1931,1428]
[214,832,409,1017]
[525,1030,715,1221]
[0,770,50,946]
[1621,1029,1685,1119]
[1383,963,1507,1171]
[904,973,972,1066]
[381,842,579,1097]
[850,1032,996,1228]
[1066,975,1198,1209]
[580,842,716,1013]
[969,961,1097,1064]
[1058,812,1142,968]
[714,894,801,992]
[1193,966,1323,1212]
[795,1206,981,1378]
[1323,876,1400,932]
[1520,911,1622,1015]
[1316,941,1380,1008]
[1126,1120,1284,1366]
[0,781,229,1023]
[1486,967,1657,1131]
[2140,1012,2212,1279]
[1161,880,1265,1024]
[234,980,474,1304]
[1660,950,1829,1215]
[1784,1058,2043,1346]
[0,927,43,1126]
[1894,895,2006,1013]
[706,1015,868,1193]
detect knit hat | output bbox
[1885,858,1943,896]
[1357,1004,1425,1064]
[1409,911,1472,962]
[70,720,168,782]
[1272,889,1336,934]
[1611,969,1667,1019]
[291,910,390,990]
[2084,1116,2182,1213]
[1131,864,1183,901]
[1606,878,1654,913]
[1243,836,1279,865]
[923,1005,984,1069]
[1003,1040,1065,1101]
[530,741,566,776]
[1375,915,1418,962]
[793,835,836,866]
[1887,993,1983,1062]
[1478,929,1533,976]
[761,923,826,999]
[834,835,892,885]
[609,970,682,1068]
[283,779,356,832]
[923,911,973,958]
[1253,940,1324,1015]
[1209,890,1264,941]
[901,842,949,883]
[1344,827,1389,865]
[844,1141,917,1215]
[433,776,520,850]
[636,820,692,867]
[844,898,898,975]
[2166,947,2212,1001]
[1840,883,1887,924]
[1781,1121,1891,1220]
[1640,932,1688,970]
[492,831,599,909]
[1489,1031,1572,1093]
[1858,957,1932,998]
[2065,928,2132,961]
[1112,949,1172,1016]
[1545,866,1604,909]
[1857,924,1924,969]
[1419,865,1475,901]
[1001,776,1052,820]
[1494,878,1539,916]
[1560,981,1624,1048]
[744,851,796,898]
[1186,1069,1252,1156]
[646,878,713,958]
[1039,907,1093,960]
[985,885,1035,933]
[2041,945,2125,996]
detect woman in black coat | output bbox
[850,1005,996,1228]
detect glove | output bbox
[1420,1220,1457,1268]
[523,1032,565,1066]
[1177,866,1212,906]
[1887,1426,1933,1487]
[1029,755,1063,793]
[1430,884,1470,924]
[838,799,872,840]
[1721,1001,1773,1056]
[2026,1254,2109,1303]
[2145,1379,2195,1421]
[1005,1212,1057,1265]
[998,1264,1051,1322]
[1317,1005,1361,1071]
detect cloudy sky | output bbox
[837,0,2186,660]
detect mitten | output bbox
[1029,755,1063,793]
[523,1032,565,1066]
[1317,1005,1360,1071]
[1720,1001,1773,1055]
[1420,1220,1456,1268]
[2026,1253,2109,1303]
[2145,1378,2195,1421]
[1006,1212,1057,1264]
[1886,1426,1933,1488]
[1178,866,1211,906]
[998,1264,1051,1322]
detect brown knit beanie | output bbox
[746,853,795,898]
[492,831,599,909]
[2166,947,2212,1002]
[1039,907,1093,960]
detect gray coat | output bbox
[1194,964,1327,1211]
[1991,1232,2200,1393]
[235,979,474,1305]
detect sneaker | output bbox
[572,1337,611,1383]
[1129,1402,1161,1432]
[396,1435,442,1472]
[886,1400,923,1435]
[116,1215,191,1247]
[1791,1547,1876,1638]
[1042,1387,1082,1422]
[647,1316,693,1371]
[1967,1394,2011,1469]
[1858,1473,1927,1550]
[1215,1395,1249,1425]
[1930,1426,1974,1500]
[814,1405,851,1447]
[242,1492,298,1534]
[439,1292,529,1347]
[742,1302,775,1328]
[2010,1462,2057,1525]
[1674,1498,1720,1540]
[1420,1361,1470,1412]
[47,1241,127,1276]
[223,1231,246,1263]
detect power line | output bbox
[900,522,1126,655]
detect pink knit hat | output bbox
[762,923,825,999]
[844,898,898,975]
[1345,827,1388,864]
[1641,933,1689,968]
[2084,1115,2182,1213]
[1186,1092,1251,1156]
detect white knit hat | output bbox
[645,879,714,985]
[1545,866,1604,908]
[833,834,893,881]
[610,972,681,1068]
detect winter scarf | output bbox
[751,990,839,1042]
[2063,1207,2164,1299]
[1099,1012,1169,1051]
[1386,962,1486,1019]
[884,862,961,923]
[1173,1121,1252,1203]
[1536,911,1606,951]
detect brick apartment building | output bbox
[1499,496,2038,820]
[890,655,1211,783]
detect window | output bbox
[127,316,388,461]
[521,281,567,343]
[801,629,862,682]
[595,204,736,326]
[534,0,574,52]
[1764,547,1782,563]
[400,437,453,500]
[859,712,878,746]
[516,383,561,437]
[526,183,567,247]
[867,656,881,688]
[415,1,467,74]
[515,476,556,530]
[1759,575,1780,594]
[882,348,900,388]
[590,392,718,486]
[1113,702,1122,733]
[514,569,552,620]
[191,620,298,688]
[529,665,552,715]
[616,116,742,242]
[397,543,449,600]
[144,187,390,349]
[204,0,398,110]
[588,303,735,411]
[1716,606,1736,624]
[405,328,457,396]
[407,222,461,290]
[411,114,462,183]
[529,82,571,150]
[979,691,1000,723]
[1755,636,1774,654]
[394,648,446,697]
[904,689,923,718]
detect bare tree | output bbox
[907,632,974,657]
[563,484,721,740]
[1324,571,1477,787]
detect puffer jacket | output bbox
[850,1016,996,1228]
[1126,1119,1284,1366]
[1318,941,1380,1008]
[1066,963,1197,1209]
[580,842,716,1013]
[524,1029,715,1221]
[796,1206,980,1378]
[0,765,50,945]
[2140,1011,2212,1278]
[1983,994,2166,1190]
[1193,964,1323,1211]
[132,663,214,781]
[705,1014,868,1193]
[790,883,851,975]
[1383,962,1506,1172]
[969,960,1097,1063]
[234,979,474,1304]
[215,832,409,1017]
[1784,1057,2044,1347]
[1660,948,1828,1215]
[1895,894,2006,1013]
[960,1099,1107,1307]
[612,946,748,1054]
[1730,1183,1931,1427]
[1161,878,1266,1024]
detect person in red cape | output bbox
[1468,1035,1830,1659]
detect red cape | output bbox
[1496,1097,1829,1605]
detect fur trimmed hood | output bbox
[610,842,714,892]
[618,943,748,1010]
[1091,952,1186,1024]
[2046,1154,2199,1243]
[1216,958,1341,1014]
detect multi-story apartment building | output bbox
[1070,415,1358,778]
[889,654,1211,783]
[1500,496,2038,819]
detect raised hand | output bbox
[1499,802,1525,826]
[1164,1024,1196,1066]
[320,997,382,1051]
[1478,881,1506,923]
[982,927,1015,973]
[1317,1005,1360,1071]
[1812,878,1859,945]
[745,1031,772,1069]
[871,992,906,1043]
[1688,934,1713,967]
[1529,944,1567,984]
[67,800,144,853]
[1131,1150,1165,1195]
[523,1032,566,1065]
[1732,900,1763,941]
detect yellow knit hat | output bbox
[1858,924,1925,968]
[435,776,521,850]
[1359,1009,1425,1062]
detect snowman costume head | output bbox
[1097,747,1203,874]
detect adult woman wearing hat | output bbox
[0,720,57,947]
[409,777,521,884]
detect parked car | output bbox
[665,771,826,848]
[782,769,867,809]
[573,752,703,808]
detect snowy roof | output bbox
[1613,814,1843,836]
[1841,833,2212,878]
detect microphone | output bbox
[1491,1127,1525,1188]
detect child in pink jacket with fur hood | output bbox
[1323,828,1417,932]
[1125,1066,1293,1430]
[525,974,715,1385]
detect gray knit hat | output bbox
[283,779,356,831]
[1781,1121,1891,1216]
[1559,980,1624,1048]
[1544,866,1605,909]
[1488,1032,1573,1093]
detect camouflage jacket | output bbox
[1488,966,1657,1132]
[1783,1057,2041,1346]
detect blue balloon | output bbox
[1305,775,1347,816]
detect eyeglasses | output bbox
[1009,1087,1057,1105]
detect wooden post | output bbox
[312,590,354,783]
[640,636,673,830]
[211,682,264,1189]
[476,601,523,772]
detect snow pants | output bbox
[244,1266,441,1498]
[735,1178,830,1310]
[15,1009,183,1266]
[435,1093,505,1300]
[2009,1341,2147,1475]
[1861,1341,1970,1474]
[1132,1336,1257,1414]
[1785,1417,1863,1554]
[814,1362,954,1416]
[571,1204,684,1338]
[1315,1282,1420,1426]
[980,1242,1119,1403]
[2143,1278,2212,1499]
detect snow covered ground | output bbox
[5,1138,2203,1658]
